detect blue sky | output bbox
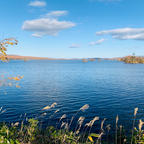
[0,0,144,58]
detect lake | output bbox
[0,60,144,132]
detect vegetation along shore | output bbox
[0,104,144,144]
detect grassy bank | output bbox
[0,104,144,144]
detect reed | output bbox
[106,124,111,143]
[68,104,89,130]
[86,116,99,142]
[115,115,119,144]
[131,107,138,144]
[75,116,85,135]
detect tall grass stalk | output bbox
[115,115,119,144]
[74,116,85,135]
[138,119,144,141]
[86,116,99,142]
[131,107,138,144]
[120,125,122,144]
[106,124,111,144]
[99,118,106,143]
[68,104,89,130]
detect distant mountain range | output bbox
[7,55,75,60]
[6,55,120,61]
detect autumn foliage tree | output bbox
[0,38,18,62]
[0,38,23,88]
[121,55,144,64]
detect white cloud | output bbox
[29,1,46,7]
[45,11,68,18]
[22,11,76,37]
[31,33,42,38]
[89,38,105,46]
[96,28,144,40]
[69,44,80,48]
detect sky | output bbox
[0,0,144,58]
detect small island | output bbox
[120,55,144,64]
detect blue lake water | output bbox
[0,60,144,132]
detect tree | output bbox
[0,38,23,88]
[0,38,18,62]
